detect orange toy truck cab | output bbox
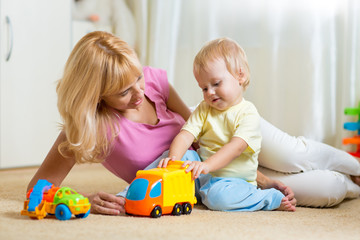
[125,161,197,218]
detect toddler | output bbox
[159,37,295,211]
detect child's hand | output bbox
[182,161,210,179]
[157,156,176,168]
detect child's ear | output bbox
[237,70,246,86]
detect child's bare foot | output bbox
[277,197,296,211]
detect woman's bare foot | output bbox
[351,157,360,186]
[277,197,296,211]
[351,176,360,186]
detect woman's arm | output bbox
[27,131,125,215]
[27,131,75,191]
[166,85,201,149]
[166,84,191,121]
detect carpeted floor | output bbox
[1,164,359,240]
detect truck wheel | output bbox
[150,206,162,218]
[172,203,182,216]
[182,203,192,215]
[75,209,90,219]
[55,204,72,220]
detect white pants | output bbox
[259,118,360,207]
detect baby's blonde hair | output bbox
[57,31,142,163]
[193,37,250,90]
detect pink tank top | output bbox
[102,67,186,183]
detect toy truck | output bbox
[125,161,197,218]
[21,179,91,220]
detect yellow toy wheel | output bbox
[172,203,182,216]
[182,203,192,215]
[150,206,162,218]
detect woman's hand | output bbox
[86,192,125,215]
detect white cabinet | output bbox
[0,0,71,168]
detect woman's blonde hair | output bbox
[57,31,142,163]
[193,37,250,90]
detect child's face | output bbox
[194,58,245,111]
[102,75,145,112]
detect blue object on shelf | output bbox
[344,122,360,131]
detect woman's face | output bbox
[102,74,145,112]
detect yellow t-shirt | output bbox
[182,99,261,184]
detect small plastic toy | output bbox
[21,179,91,220]
[343,101,360,158]
[125,161,197,218]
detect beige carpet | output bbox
[1,164,359,240]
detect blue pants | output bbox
[180,150,284,211]
[119,150,284,211]
[196,174,284,211]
